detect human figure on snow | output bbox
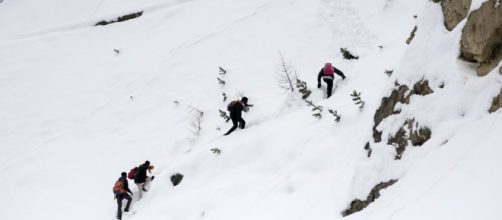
[224,97,253,136]
[115,172,132,220]
[317,62,346,98]
[134,160,155,200]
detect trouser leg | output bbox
[124,194,132,211]
[116,196,124,219]
[324,79,333,98]
[238,117,245,129]
[144,176,152,189]
[224,117,239,135]
[136,183,143,200]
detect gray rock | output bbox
[373,80,433,143]
[406,26,417,45]
[388,118,431,160]
[489,88,502,113]
[441,0,471,31]
[373,85,409,142]
[460,0,502,76]
[342,179,398,216]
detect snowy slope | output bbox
[0,0,501,220]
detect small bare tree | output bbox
[188,105,204,136]
[276,53,297,92]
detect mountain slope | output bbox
[0,0,500,220]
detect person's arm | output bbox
[333,67,346,79]
[317,69,323,87]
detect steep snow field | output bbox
[0,0,501,220]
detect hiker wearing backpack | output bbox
[134,160,155,200]
[114,172,132,220]
[317,63,346,98]
[224,97,253,136]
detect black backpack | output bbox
[227,100,240,111]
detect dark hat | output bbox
[241,97,248,104]
[145,160,150,166]
[121,172,127,177]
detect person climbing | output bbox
[317,62,346,98]
[224,97,253,136]
[134,160,155,200]
[114,172,132,220]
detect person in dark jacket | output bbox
[116,172,132,220]
[317,62,346,98]
[224,97,253,136]
[134,160,154,200]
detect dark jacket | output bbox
[117,176,132,197]
[229,101,252,118]
[318,67,346,84]
[134,164,149,184]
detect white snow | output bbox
[0,0,501,220]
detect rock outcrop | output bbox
[406,26,417,45]
[441,0,472,31]
[489,87,502,113]
[373,80,433,143]
[388,119,431,159]
[96,11,144,26]
[373,85,410,142]
[342,179,398,216]
[460,0,502,76]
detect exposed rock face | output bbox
[489,88,502,113]
[96,11,144,26]
[460,0,502,76]
[373,80,433,143]
[441,0,472,31]
[373,85,410,142]
[406,26,417,45]
[412,79,434,96]
[342,179,398,216]
[389,119,432,159]
[364,142,372,158]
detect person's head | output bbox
[324,63,332,68]
[121,172,127,178]
[145,160,150,166]
[241,97,248,105]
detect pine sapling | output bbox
[328,109,341,122]
[219,109,230,123]
[218,67,227,75]
[296,78,311,100]
[217,77,225,85]
[350,90,365,111]
[222,92,227,102]
[340,48,359,60]
[305,100,323,119]
[211,148,221,155]
[385,69,394,77]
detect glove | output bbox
[317,83,321,88]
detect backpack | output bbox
[323,63,334,76]
[113,180,125,194]
[227,100,240,111]
[128,167,138,180]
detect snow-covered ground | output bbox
[0,0,501,219]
